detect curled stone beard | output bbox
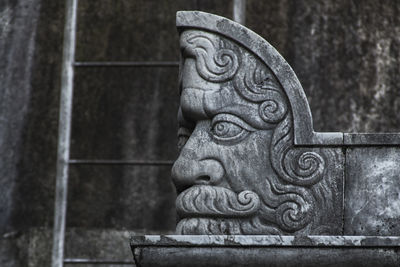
[176,185,260,218]
[175,185,282,235]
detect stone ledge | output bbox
[131,235,400,247]
[343,133,400,145]
[131,235,400,267]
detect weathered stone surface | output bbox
[172,11,344,235]
[0,0,55,234]
[0,231,28,267]
[135,247,400,267]
[131,235,400,267]
[132,235,400,247]
[3,228,152,267]
[75,0,233,62]
[283,1,400,133]
[344,147,400,236]
[67,165,176,230]
[245,0,400,134]
[344,133,400,145]
[0,1,64,266]
[71,67,179,160]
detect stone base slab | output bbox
[131,235,400,267]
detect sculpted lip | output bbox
[176,185,260,219]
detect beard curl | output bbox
[176,185,283,235]
[176,185,260,218]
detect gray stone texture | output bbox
[2,228,141,267]
[1,0,63,265]
[247,0,400,133]
[345,147,400,235]
[2,0,400,266]
[135,246,400,267]
[131,235,400,267]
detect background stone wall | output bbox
[1,0,400,265]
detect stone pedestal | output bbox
[131,235,400,267]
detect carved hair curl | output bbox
[182,33,239,82]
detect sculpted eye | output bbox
[212,121,242,138]
[211,114,256,143]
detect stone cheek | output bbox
[173,14,344,235]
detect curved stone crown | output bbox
[177,11,342,146]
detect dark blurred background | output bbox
[1,0,400,266]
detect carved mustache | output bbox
[176,185,260,218]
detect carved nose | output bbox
[171,156,225,193]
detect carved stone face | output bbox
[172,30,340,235]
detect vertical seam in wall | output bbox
[232,0,236,22]
[341,146,346,235]
[233,0,246,25]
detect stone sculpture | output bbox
[131,11,400,266]
[171,11,344,235]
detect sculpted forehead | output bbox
[180,30,240,84]
[179,29,288,129]
[181,58,221,92]
[180,62,270,129]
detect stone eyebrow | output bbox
[205,104,274,130]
